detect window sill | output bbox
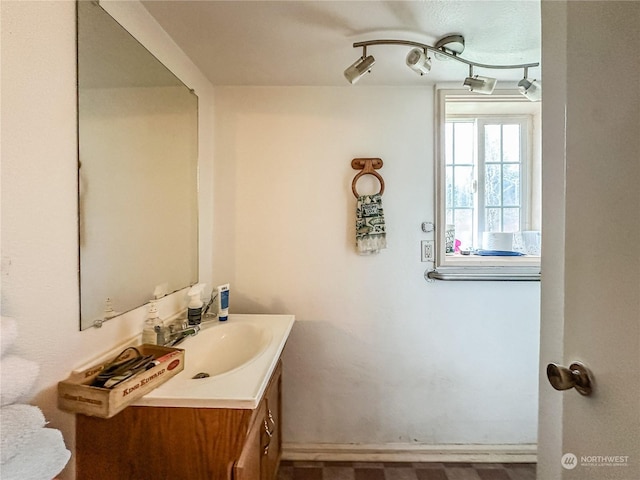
[426,269,540,281]
[427,255,541,281]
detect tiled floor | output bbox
[277,461,536,480]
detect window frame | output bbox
[431,88,541,281]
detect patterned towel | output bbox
[356,193,387,255]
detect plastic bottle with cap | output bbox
[142,300,162,344]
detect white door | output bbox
[538,2,640,479]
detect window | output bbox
[431,89,541,280]
[446,117,529,249]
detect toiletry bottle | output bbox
[187,283,205,325]
[217,283,230,321]
[142,300,162,344]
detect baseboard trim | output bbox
[282,443,537,463]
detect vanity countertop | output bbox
[133,314,294,409]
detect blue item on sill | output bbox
[475,250,525,256]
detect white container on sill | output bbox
[482,232,514,251]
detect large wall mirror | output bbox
[78,1,199,330]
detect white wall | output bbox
[213,87,541,450]
[0,2,214,478]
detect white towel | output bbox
[0,355,40,406]
[1,404,47,463]
[0,427,71,480]
[0,316,18,358]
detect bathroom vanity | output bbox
[75,314,294,480]
[76,361,282,479]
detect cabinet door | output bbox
[234,405,264,480]
[234,361,282,480]
[261,362,282,480]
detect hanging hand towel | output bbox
[356,193,387,255]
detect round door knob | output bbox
[546,362,593,396]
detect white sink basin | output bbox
[180,322,272,379]
[137,314,294,409]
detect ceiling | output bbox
[141,0,541,87]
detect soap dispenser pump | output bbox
[142,300,162,344]
[187,284,205,326]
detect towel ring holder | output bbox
[351,158,385,198]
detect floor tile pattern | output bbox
[277,461,536,480]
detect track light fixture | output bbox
[518,67,542,101]
[344,35,540,100]
[343,47,376,84]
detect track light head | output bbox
[518,77,542,101]
[344,55,376,84]
[463,75,497,94]
[463,66,496,94]
[405,48,431,76]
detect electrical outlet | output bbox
[421,240,434,262]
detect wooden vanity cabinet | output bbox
[76,361,282,480]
